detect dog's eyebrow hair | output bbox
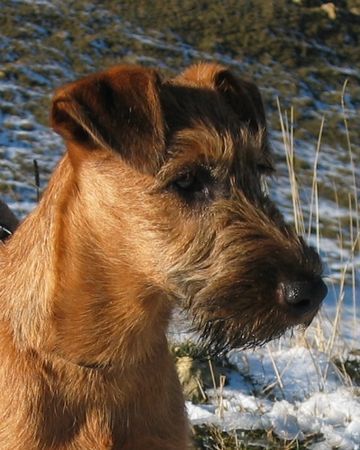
[155,158,215,185]
[167,122,235,156]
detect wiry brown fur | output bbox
[0,63,325,449]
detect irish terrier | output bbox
[0,63,327,449]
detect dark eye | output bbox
[171,167,213,203]
[174,171,197,190]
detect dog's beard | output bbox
[185,302,294,357]
[168,209,323,357]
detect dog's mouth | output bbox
[179,274,327,356]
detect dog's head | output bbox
[52,63,327,356]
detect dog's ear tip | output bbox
[51,94,73,135]
[51,94,70,115]
[211,67,259,94]
[51,97,65,132]
[213,68,236,91]
[49,65,165,166]
[51,91,89,147]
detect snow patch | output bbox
[187,346,360,448]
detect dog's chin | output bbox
[184,300,319,358]
[183,306,286,357]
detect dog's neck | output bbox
[1,154,171,370]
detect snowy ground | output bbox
[182,293,360,449]
[187,343,360,449]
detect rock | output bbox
[321,3,336,20]
[175,355,229,403]
[176,356,207,403]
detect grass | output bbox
[278,83,359,352]
[193,425,324,450]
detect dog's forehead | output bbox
[157,64,268,163]
[161,81,235,133]
[160,87,266,170]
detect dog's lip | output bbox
[282,298,319,317]
[286,304,321,326]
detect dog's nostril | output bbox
[277,278,327,314]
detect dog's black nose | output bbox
[277,278,327,315]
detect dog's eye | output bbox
[174,172,196,190]
[171,167,212,203]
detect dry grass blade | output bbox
[277,98,304,235]
[341,80,359,251]
[307,116,324,252]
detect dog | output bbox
[0,63,327,449]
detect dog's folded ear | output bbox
[51,65,165,172]
[178,63,267,134]
[213,68,266,133]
